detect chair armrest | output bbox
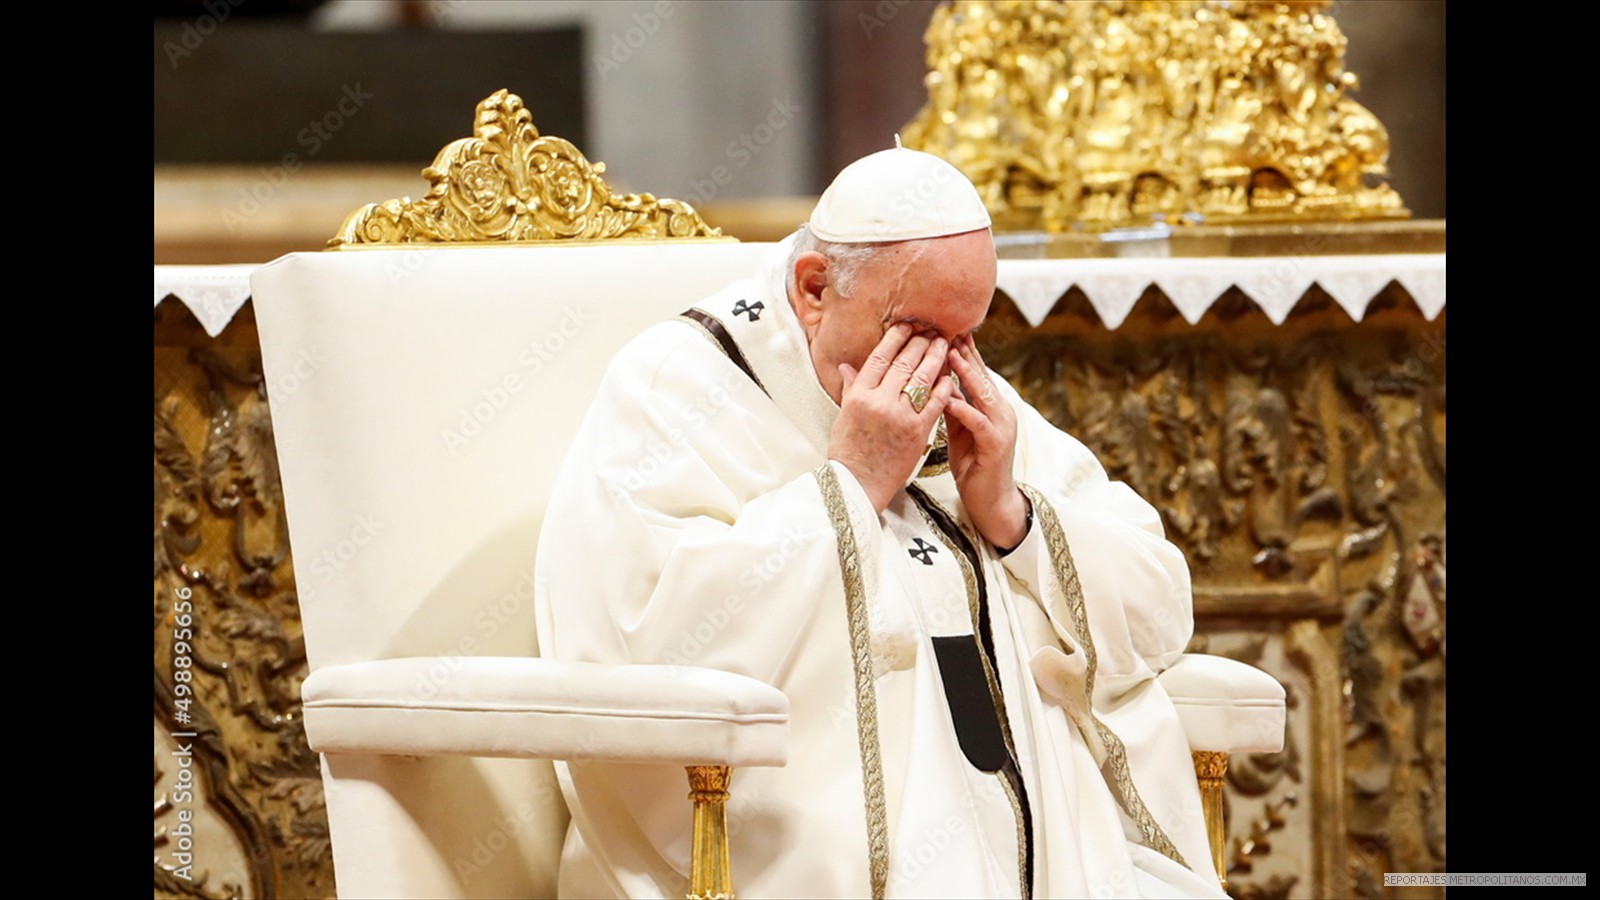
[302,657,789,767]
[1159,653,1286,754]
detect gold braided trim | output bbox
[1020,484,1190,871]
[814,463,889,900]
[674,314,731,360]
[996,771,1029,898]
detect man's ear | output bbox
[790,252,831,327]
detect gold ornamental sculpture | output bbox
[331,89,724,246]
[902,0,1408,231]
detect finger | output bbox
[951,346,1002,411]
[907,336,948,393]
[947,346,986,407]
[958,338,999,404]
[857,322,914,388]
[885,332,934,388]
[920,372,957,420]
[839,362,858,392]
[944,396,972,440]
[944,392,994,442]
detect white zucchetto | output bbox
[808,145,992,244]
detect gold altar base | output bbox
[994,220,1446,259]
[155,301,328,900]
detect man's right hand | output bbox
[827,322,955,512]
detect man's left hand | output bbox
[945,336,1029,550]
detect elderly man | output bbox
[535,148,1224,899]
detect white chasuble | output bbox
[534,246,1227,899]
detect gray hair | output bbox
[785,224,890,299]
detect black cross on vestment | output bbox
[733,299,764,321]
[909,538,938,565]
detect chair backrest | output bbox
[253,241,775,898]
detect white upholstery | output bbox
[1158,653,1287,754]
[253,243,776,669]
[303,657,788,765]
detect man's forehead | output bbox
[882,309,988,337]
[854,230,995,335]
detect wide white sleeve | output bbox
[991,374,1194,692]
[535,324,878,686]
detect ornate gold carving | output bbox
[1228,795,1300,900]
[155,302,333,899]
[813,463,890,900]
[1192,750,1227,783]
[983,287,1445,598]
[331,89,726,247]
[1285,619,1348,899]
[687,765,735,900]
[154,724,250,900]
[687,763,733,798]
[903,1,1407,231]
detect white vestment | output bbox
[534,245,1227,899]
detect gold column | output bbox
[687,765,736,900]
[1192,750,1230,890]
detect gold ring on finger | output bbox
[901,382,931,413]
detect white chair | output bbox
[256,240,786,899]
